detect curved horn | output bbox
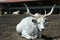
[44,9,47,16]
[45,4,56,16]
[24,4,30,13]
[24,4,33,16]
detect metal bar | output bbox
[0,6,60,9]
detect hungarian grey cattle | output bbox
[12,10,20,15]
[4,12,7,15]
[16,4,56,40]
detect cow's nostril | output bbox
[42,29,45,31]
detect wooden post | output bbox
[0,7,2,16]
[59,8,60,15]
[9,4,11,15]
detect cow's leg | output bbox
[22,35,35,40]
[31,35,37,39]
[21,30,34,40]
[38,31,42,38]
[39,31,42,38]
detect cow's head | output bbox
[24,4,56,31]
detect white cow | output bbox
[4,12,7,15]
[16,4,56,40]
[12,10,20,15]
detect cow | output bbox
[4,12,7,15]
[12,10,20,15]
[16,4,56,40]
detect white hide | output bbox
[16,16,38,39]
[16,14,46,39]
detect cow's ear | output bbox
[32,19,37,24]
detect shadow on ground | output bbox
[40,35,60,40]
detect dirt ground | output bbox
[0,14,60,40]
